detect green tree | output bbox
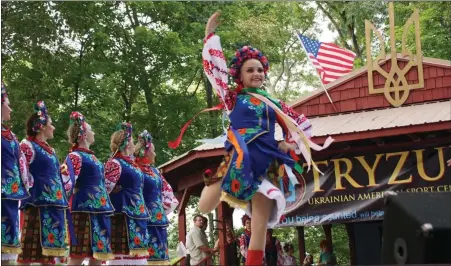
[316,1,387,67]
[394,2,451,61]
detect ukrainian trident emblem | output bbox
[365,2,424,107]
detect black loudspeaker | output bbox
[382,192,451,264]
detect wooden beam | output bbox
[406,133,421,142]
[178,212,187,266]
[161,149,225,173]
[345,224,357,265]
[370,137,385,147]
[312,136,451,159]
[217,202,228,266]
[177,166,219,191]
[322,224,333,252]
[178,189,190,266]
[297,227,306,264]
[177,188,190,214]
[313,121,451,144]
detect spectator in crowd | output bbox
[283,243,297,265]
[186,214,217,266]
[239,215,252,264]
[225,220,239,265]
[317,240,337,266]
[302,254,314,266]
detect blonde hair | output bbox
[110,130,126,153]
[134,139,145,158]
[67,123,80,144]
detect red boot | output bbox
[246,250,264,265]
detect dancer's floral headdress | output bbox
[116,122,133,151]
[31,101,49,133]
[241,214,251,226]
[1,81,8,104]
[69,111,87,143]
[136,130,152,158]
[228,46,270,86]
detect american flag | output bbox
[298,34,356,84]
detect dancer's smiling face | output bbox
[240,59,265,88]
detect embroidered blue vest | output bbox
[109,158,150,219]
[142,167,168,226]
[227,93,277,150]
[1,126,28,200]
[21,141,68,208]
[69,151,114,213]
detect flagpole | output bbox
[296,32,338,113]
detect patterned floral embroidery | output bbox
[104,160,121,193]
[2,171,26,196]
[123,198,147,216]
[242,94,265,115]
[69,153,82,177]
[91,216,112,254]
[280,100,312,138]
[127,219,149,249]
[1,216,20,247]
[234,94,268,142]
[161,177,178,214]
[61,152,81,194]
[148,202,166,224]
[75,153,111,209]
[223,161,245,198]
[237,127,263,139]
[77,186,111,209]
[20,141,34,164]
[2,131,28,198]
[224,89,237,110]
[41,209,67,248]
[34,145,66,203]
[220,153,262,202]
[148,238,168,260]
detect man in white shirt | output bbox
[186,215,217,265]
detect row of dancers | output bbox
[1,83,178,265]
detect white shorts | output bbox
[245,178,286,228]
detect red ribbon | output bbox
[168,103,224,149]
